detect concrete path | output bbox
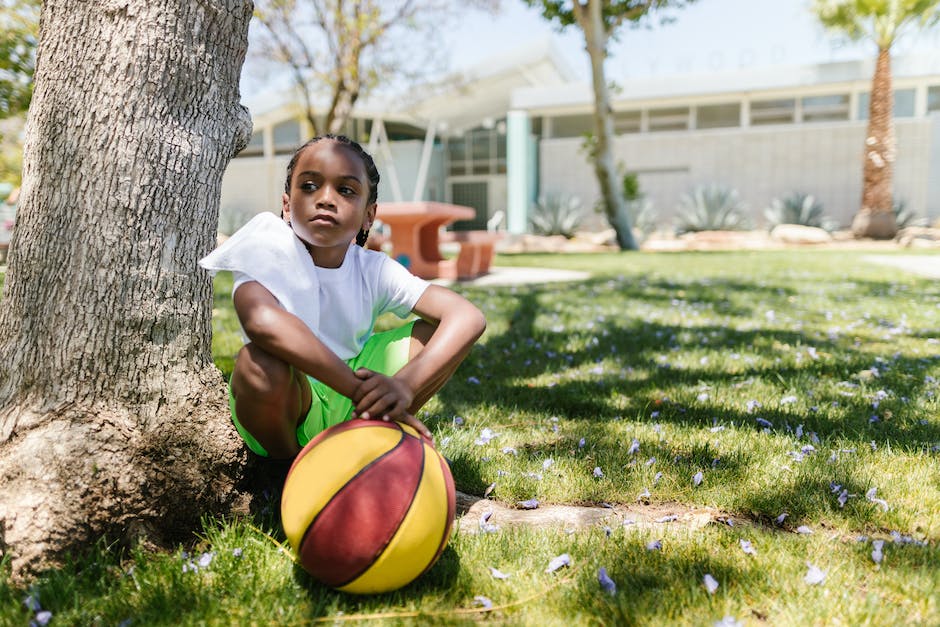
[863,254,940,279]
[433,266,590,287]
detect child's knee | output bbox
[233,343,293,396]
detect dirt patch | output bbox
[455,491,742,534]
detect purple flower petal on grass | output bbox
[714,617,743,627]
[467,376,481,385]
[739,539,757,555]
[627,438,640,455]
[593,466,604,478]
[775,513,788,524]
[755,417,773,429]
[546,553,571,573]
[483,482,496,498]
[655,514,678,523]
[693,471,703,487]
[578,437,586,449]
[646,539,662,551]
[637,488,651,501]
[838,489,849,508]
[796,526,813,535]
[232,548,243,558]
[23,594,40,612]
[871,540,885,564]
[598,567,617,595]
[866,487,890,512]
[473,595,493,609]
[489,567,511,580]
[703,573,719,594]
[518,498,539,510]
[479,510,499,533]
[197,552,215,568]
[33,611,52,626]
[804,563,827,585]
[543,458,555,470]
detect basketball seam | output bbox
[335,427,426,589]
[299,422,425,588]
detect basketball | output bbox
[280,418,456,594]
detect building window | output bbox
[648,107,689,132]
[614,110,641,134]
[447,137,468,176]
[857,88,917,119]
[550,114,593,138]
[273,119,301,154]
[929,85,940,113]
[802,94,850,122]
[239,130,265,157]
[750,98,796,125]
[696,103,741,129]
[446,125,507,176]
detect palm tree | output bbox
[813,0,940,239]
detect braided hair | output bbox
[284,134,380,247]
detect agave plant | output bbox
[675,185,750,233]
[629,198,658,236]
[893,199,927,229]
[530,194,584,238]
[764,193,831,229]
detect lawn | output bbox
[3,249,939,625]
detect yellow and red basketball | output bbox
[280,419,456,594]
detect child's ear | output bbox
[281,193,291,223]
[362,202,377,231]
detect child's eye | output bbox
[339,186,357,195]
[300,181,318,191]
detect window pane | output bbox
[649,107,689,132]
[750,98,795,125]
[697,103,741,129]
[929,86,940,113]
[802,94,849,122]
[614,110,641,134]
[859,89,917,119]
[239,130,264,157]
[272,119,301,151]
[551,114,593,138]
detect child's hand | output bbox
[351,367,415,421]
[352,369,433,442]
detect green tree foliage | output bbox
[812,0,940,238]
[0,0,38,119]
[523,0,696,250]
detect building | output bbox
[220,39,940,235]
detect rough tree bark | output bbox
[852,46,897,239]
[0,0,255,580]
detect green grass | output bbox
[3,249,939,625]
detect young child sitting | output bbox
[200,134,486,459]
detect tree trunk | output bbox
[852,45,897,239]
[576,1,637,251]
[0,0,256,580]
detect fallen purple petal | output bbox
[804,562,827,585]
[714,617,743,627]
[479,510,499,533]
[871,540,884,564]
[693,471,703,487]
[866,487,890,512]
[578,437,586,449]
[637,488,651,501]
[593,466,604,478]
[627,438,640,455]
[740,539,757,555]
[655,515,678,523]
[489,567,511,580]
[33,611,52,626]
[543,458,555,470]
[501,446,518,455]
[796,526,813,535]
[23,594,40,612]
[546,553,571,573]
[518,498,539,510]
[646,539,662,551]
[197,552,215,569]
[484,482,496,498]
[473,595,493,609]
[598,567,617,595]
[756,417,773,429]
[775,513,788,524]
[467,376,481,385]
[838,489,849,508]
[703,573,719,594]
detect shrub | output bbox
[530,194,584,238]
[675,185,750,233]
[764,192,833,230]
[893,199,927,229]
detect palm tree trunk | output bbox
[576,1,637,251]
[852,46,897,239]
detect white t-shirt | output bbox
[233,244,429,360]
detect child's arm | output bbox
[352,285,486,425]
[233,281,361,399]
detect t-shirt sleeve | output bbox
[375,254,430,318]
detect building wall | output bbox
[539,118,933,230]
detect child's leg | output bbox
[230,342,312,459]
[405,319,474,413]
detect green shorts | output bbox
[229,321,415,457]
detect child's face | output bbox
[282,140,376,267]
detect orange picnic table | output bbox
[375,201,501,280]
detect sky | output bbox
[242,0,940,108]
[446,0,939,79]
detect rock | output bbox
[896,227,940,249]
[770,224,833,244]
[851,210,897,239]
